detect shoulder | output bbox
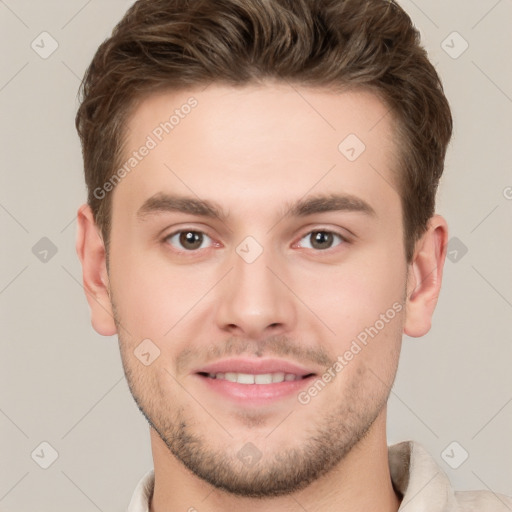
[389,441,512,512]
[127,469,154,512]
[454,490,512,511]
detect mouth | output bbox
[197,371,315,384]
[193,358,318,404]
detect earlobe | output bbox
[76,204,117,336]
[404,214,448,338]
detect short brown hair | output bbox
[75,0,452,261]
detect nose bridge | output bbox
[214,239,295,335]
[232,241,282,309]
[236,249,274,298]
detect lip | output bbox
[194,357,317,377]
[192,358,318,405]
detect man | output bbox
[74,0,511,510]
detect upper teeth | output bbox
[208,372,300,384]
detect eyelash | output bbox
[163,228,350,254]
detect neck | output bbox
[149,410,401,512]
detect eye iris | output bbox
[179,231,203,250]
[311,231,333,250]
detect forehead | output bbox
[114,83,400,221]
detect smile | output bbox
[198,372,312,384]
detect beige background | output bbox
[1,0,511,510]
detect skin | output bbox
[76,83,448,512]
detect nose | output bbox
[214,246,297,339]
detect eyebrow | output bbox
[137,193,226,221]
[283,193,376,218]
[136,192,376,222]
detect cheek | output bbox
[109,246,213,344]
[299,256,405,329]
[295,250,406,376]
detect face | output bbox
[107,84,409,496]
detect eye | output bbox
[165,230,214,251]
[297,230,346,251]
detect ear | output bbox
[404,214,448,338]
[75,204,117,336]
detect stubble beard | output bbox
[120,344,391,498]
[111,294,399,498]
